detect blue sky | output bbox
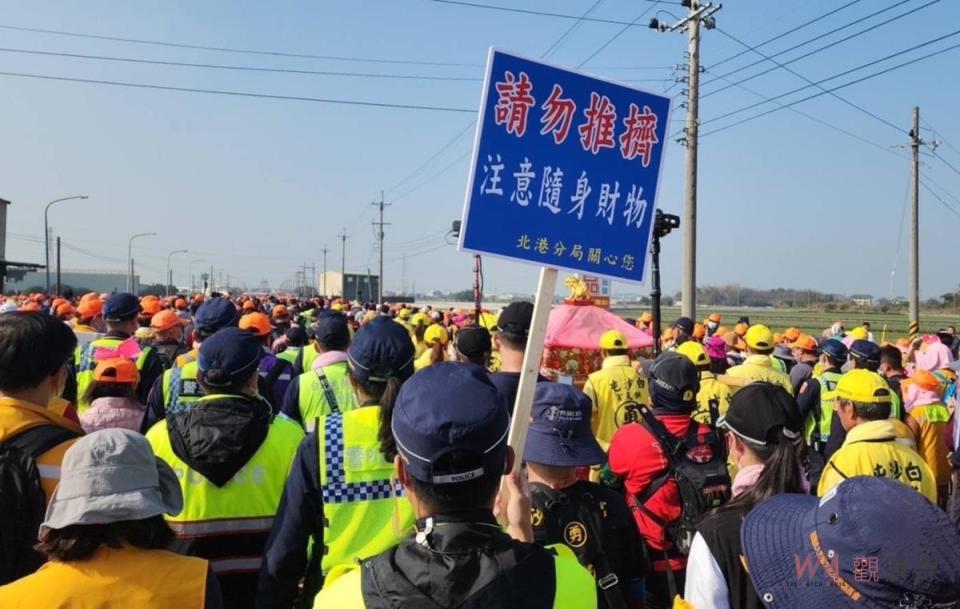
[1,0,959,299]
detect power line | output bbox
[577,5,657,68]
[702,0,940,96]
[392,151,471,202]
[929,149,960,180]
[713,27,905,134]
[922,172,960,207]
[428,0,652,26]
[0,46,483,81]
[694,31,960,138]
[541,0,605,60]
[920,179,960,219]
[0,69,476,112]
[0,23,484,67]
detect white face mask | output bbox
[707,322,718,331]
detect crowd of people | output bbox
[0,290,958,608]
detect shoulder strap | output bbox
[637,404,681,460]
[707,397,720,428]
[315,368,341,415]
[5,425,78,459]
[293,345,306,376]
[573,492,629,609]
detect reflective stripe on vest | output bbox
[298,363,357,431]
[147,399,303,572]
[804,371,842,444]
[318,407,413,576]
[75,338,152,413]
[210,557,263,575]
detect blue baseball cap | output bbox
[198,327,262,388]
[742,476,960,608]
[194,297,238,336]
[347,316,415,383]
[314,311,350,348]
[820,338,848,363]
[849,339,881,366]
[524,383,605,467]
[103,293,140,322]
[392,363,509,485]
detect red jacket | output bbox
[608,413,712,572]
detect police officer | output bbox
[141,297,238,432]
[256,317,416,609]
[146,327,304,609]
[796,338,847,486]
[69,293,165,411]
[526,383,647,609]
[313,363,596,608]
[278,311,357,432]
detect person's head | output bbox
[833,369,892,431]
[716,383,804,511]
[103,293,140,335]
[423,324,449,366]
[524,383,605,481]
[137,299,162,328]
[672,316,694,344]
[849,339,881,371]
[149,310,185,344]
[676,340,710,372]
[494,301,534,356]
[791,334,820,363]
[284,326,307,348]
[55,302,76,322]
[599,329,629,358]
[645,352,699,414]
[782,327,801,345]
[36,428,182,562]
[75,298,104,329]
[742,476,960,609]
[313,311,350,353]
[638,312,653,328]
[878,345,905,377]
[819,338,848,369]
[454,326,492,367]
[82,357,140,404]
[392,363,510,518]
[744,324,775,355]
[704,336,729,374]
[193,297,238,342]
[347,317,416,460]
[239,312,272,347]
[197,327,262,397]
[0,312,77,405]
[706,312,721,333]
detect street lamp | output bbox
[127,232,157,293]
[44,195,88,293]
[165,249,188,297]
[188,258,206,293]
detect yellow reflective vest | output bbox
[161,360,202,413]
[583,355,650,451]
[817,419,937,503]
[74,337,152,413]
[725,355,793,395]
[296,362,358,432]
[312,543,596,609]
[317,405,414,577]
[803,370,842,446]
[147,398,304,577]
[0,545,208,609]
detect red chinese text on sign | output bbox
[539,84,576,144]
[494,71,536,138]
[620,104,659,167]
[578,92,617,154]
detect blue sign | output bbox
[458,48,672,284]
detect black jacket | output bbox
[359,512,561,609]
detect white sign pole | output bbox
[506,267,558,465]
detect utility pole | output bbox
[338,228,349,298]
[321,247,328,297]
[55,236,61,297]
[909,106,921,340]
[651,1,721,321]
[372,191,391,304]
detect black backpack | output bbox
[631,402,731,556]
[0,425,79,584]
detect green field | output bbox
[611,306,960,340]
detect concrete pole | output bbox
[909,106,920,339]
[681,13,701,321]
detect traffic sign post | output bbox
[459,48,672,483]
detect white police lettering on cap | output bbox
[432,468,484,485]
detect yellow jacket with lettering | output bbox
[583,355,650,450]
[691,371,733,426]
[725,355,793,395]
[817,419,937,503]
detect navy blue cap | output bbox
[194,297,238,336]
[314,311,350,348]
[524,383,605,467]
[742,476,960,608]
[198,327,262,388]
[820,338,849,363]
[673,316,695,335]
[849,339,881,365]
[347,316,415,383]
[103,293,140,322]
[393,363,509,485]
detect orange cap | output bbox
[193,294,205,304]
[77,298,103,319]
[141,299,162,316]
[242,299,256,312]
[92,357,140,384]
[81,292,99,303]
[51,298,67,310]
[792,334,819,353]
[240,312,272,337]
[175,298,188,310]
[151,310,186,332]
[773,332,784,345]
[55,303,76,316]
[271,305,289,318]
[693,323,706,339]
[783,327,801,342]
[911,369,942,393]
